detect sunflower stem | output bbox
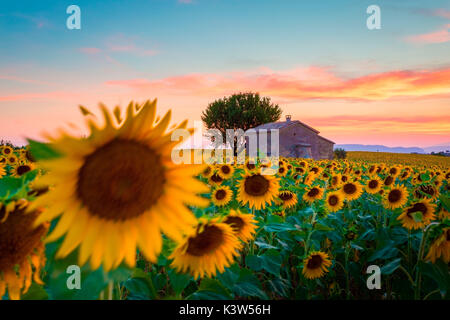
[344,243,351,300]
[423,289,440,300]
[414,222,438,300]
[303,209,317,258]
[107,280,114,300]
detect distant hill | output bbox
[335,144,425,154]
[423,143,450,154]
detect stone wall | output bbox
[317,136,334,159]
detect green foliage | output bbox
[333,148,347,159]
[27,138,62,161]
[201,92,282,149]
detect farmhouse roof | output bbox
[253,120,320,133]
[317,135,335,144]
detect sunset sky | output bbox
[0,0,449,147]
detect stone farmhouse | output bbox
[249,115,335,160]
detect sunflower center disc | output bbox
[210,173,223,183]
[215,189,227,200]
[307,254,323,269]
[17,165,31,176]
[343,183,356,194]
[384,176,393,185]
[368,180,378,188]
[246,163,256,170]
[388,189,402,203]
[0,208,47,271]
[77,139,165,221]
[406,203,427,217]
[308,188,319,197]
[221,166,230,174]
[244,174,269,196]
[328,195,338,206]
[186,225,224,256]
[279,192,293,201]
[223,216,244,232]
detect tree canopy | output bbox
[201,92,282,140]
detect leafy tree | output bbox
[201,92,282,154]
[334,148,347,159]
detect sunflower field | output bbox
[1,100,449,301]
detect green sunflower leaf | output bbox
[27,139,62,161]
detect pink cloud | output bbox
[0,91,89,102]
[13,13,50,29]
[303,115,450,127]
[104,66,450,102]
[78,34,159,62]
[0,75,55,86]
[108,44,158,56]
[79,47,102,55]
[406,24,450,44]
[431,9,450,19]
[105,34,159,57]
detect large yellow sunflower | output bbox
[277,165,288,177]
[329,174,342,189]
[169,219,240,279]
[414,184,439,201]
[325,192,344,213]
[426,228,450,263]
[383,185,408,210]
[365,177,382,194]
[243,158,258,174]
[200,164,214,178]
[388,166,401,177]
[237,172,279,210]
[1,146,13,156]
[383,175,395,187]
[211,185,233,207]
[303,186,324,204]
[397,199,436,230]
[340,181,363,201]
[7,155,18,166]
[303,173,316,186]
[222,209,258,242]
[278,190,298,209]
[208,172,224,186]
[0,201,48,300]
[217,164,234,180]
[10,162,35,178]
[302,251,332,279]
[29,99,209,271]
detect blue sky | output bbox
[0,0,449,147]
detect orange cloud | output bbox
[105,66,450,102]
[405,24,450,44]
